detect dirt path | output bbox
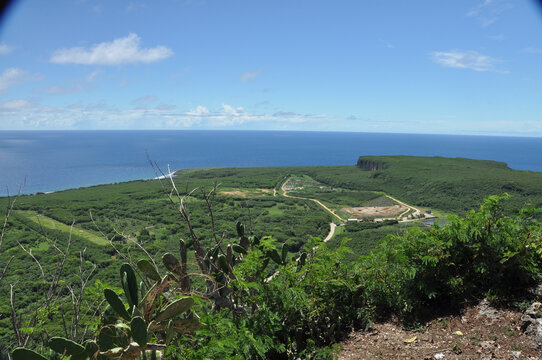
[281,179,345,223]
[323,223,336,242]
[280,179,343,242]
[385,194,421,220]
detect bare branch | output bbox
[16,240,45,284]
[90,210,129,263]
[10,284,22,346]
[0,255,14,282]
[1,183,23,252]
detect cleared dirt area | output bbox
[339,300,541,359]
[220,188,272,198]
[342,204,408,218]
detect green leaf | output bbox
[217,254,229,273]
[83,340,99,358]
[150,319,202,334]
[267,249,282,265]
[130,316,148,347]
[104,288,131,320]
[236,221,245,237]
[154,297,194,322]
[120,263,139,308]
[12,348,49,360]
[162,253,180,274]
[137,259,161,281]
[232,244,247,254]
[48,337,86,356]
[97,326,116,351]
[281,243,288,264]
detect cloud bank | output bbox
[238,70,261,82]
[50,34,173,65]
[0,68,25,92]
[431,50,503,72]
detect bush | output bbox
[361,195,542,320]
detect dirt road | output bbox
[280,179,343,242]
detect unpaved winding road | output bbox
[278,177,427,242]
[280,179,343,242]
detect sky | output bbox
[0,0,542,136]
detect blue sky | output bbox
[1,0,542,135]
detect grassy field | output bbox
[16,210,108,246]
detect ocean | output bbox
[0,130,541,196]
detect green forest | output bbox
[1,156,541,359]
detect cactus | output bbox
[217,254,229,274]
[149,319,201,333]
[12,348,49,360]
[48,337,86,358]
[296,252,307,271]
[104,288,131,320]
[236,221,245,237]
[10,219,287,359]
[161,253,181,275]
[179,239,191,292]
[267,248,282,265]
[130,316,148,347]
[154,297,194,322]
[281,243,288,265]
[120,263,139,309]
[232,243,247,254]
[12,253,201,360]
[83,340,99,358]
[137,259,161,282]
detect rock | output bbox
[521,302,542,348]
[478,299,499,323]
[509,351,521,359]
[480,340,495,350]
[529,283,542,298]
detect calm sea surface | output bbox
[0,130,541,195]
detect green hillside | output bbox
[0,156,541,358]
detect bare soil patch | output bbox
[342,204,408,218]
[339,301,540,359]
[220,188,272,198]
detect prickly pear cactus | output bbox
[13,262,200,360]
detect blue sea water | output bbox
[0,130,541,196]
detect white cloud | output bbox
[38,84,84,95]
[187,105,209,116]
[126,2,147,12]
[0,101,330,130]
[0,44,12,55]
[50,34,173,65]
[524,47,542,54]
[431,50,504,73]
[466,0,494,17]
[488,34,505,41]
[238,70,261,82]
[132,95,158,106]
[0,68,25,92]
[466,0,511,27]
[0,99,34,110]
[87,70,102,81]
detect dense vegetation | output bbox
[1,156,542,358]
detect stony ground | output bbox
[338,300,541,360]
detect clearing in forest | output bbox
[16,210,108,246]
[219,188,273,198]
[283,175,418,221]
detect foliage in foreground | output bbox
[362,195,542,320]
[9,195,542,359]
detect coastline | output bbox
[2,131,542,196]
